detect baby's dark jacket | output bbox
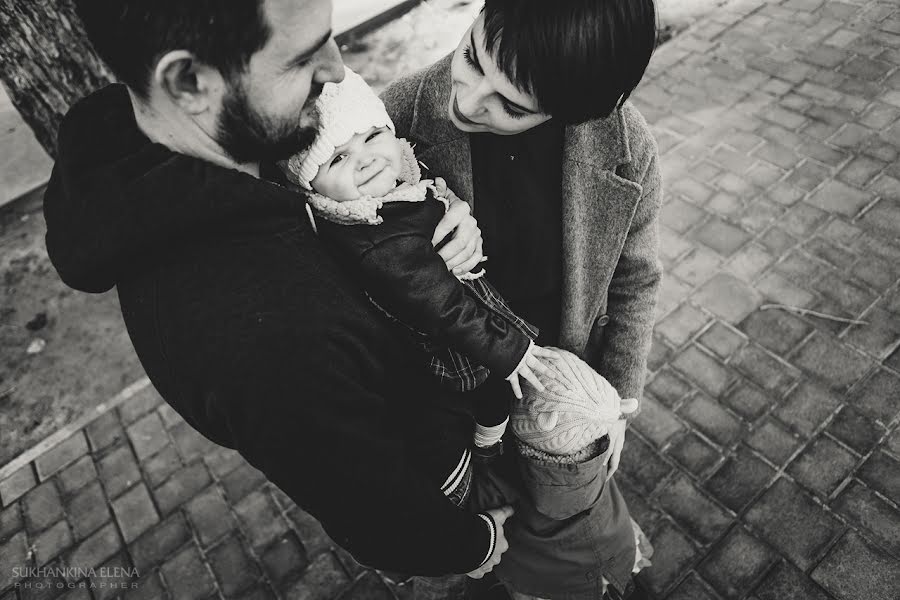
[315,189,531,379]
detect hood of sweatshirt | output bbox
[43,84,306,293]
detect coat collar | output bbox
[409,54,633,173]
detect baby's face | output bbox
[311,126,404,200]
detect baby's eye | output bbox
[366,130,383,142]
[330,154,346,167]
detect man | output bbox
[43,0,511,579]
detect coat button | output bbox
[595,314,610,327]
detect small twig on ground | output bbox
[0,384,17,400]
[759,304,869,326]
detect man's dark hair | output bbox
[74,0,271,99]
[482,0,657,124]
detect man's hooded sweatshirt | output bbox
[42,84,492,575]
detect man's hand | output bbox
[431,179,484,277]
[507,345,559,400]
[606,397,639,480]
[467,506,514,579]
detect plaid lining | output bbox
[366,276,538,392]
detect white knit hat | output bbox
[511,348,639,456]
[286,66,395,190]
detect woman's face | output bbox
[448,16,552,135]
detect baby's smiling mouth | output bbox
[359,166,385,186]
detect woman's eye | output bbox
[462,46,479,71]
[502,104,528,120]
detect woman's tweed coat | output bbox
[381,55,663,408]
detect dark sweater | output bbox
[42,84,492,575]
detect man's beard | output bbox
[216,78,320,165]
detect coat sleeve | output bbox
[218,322,496,576]
[593,115,663,414]
[358,233,532,378]
[380,68,425,139]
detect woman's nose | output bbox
[457,81,490,116]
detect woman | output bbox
[382,0,661,598]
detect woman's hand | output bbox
[606,397,639,480]
[506,345,559,400]
[431,178,484,277]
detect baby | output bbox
[284,67,557,452]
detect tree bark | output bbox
[0,0,114,158]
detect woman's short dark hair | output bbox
[74,0,271,100]
[482,0,657,124]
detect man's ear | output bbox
[152,50,225,114]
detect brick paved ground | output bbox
[2,0,900,598]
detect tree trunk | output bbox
[0,0,114,158]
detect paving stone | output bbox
[659,227,694,265]
[706,445,775,511]
[756,272,815,307]
[730,344,798,396]
[17,557,69,599]
[205,446,246,479]
[745,478,844,571]
[827,406,883,454]
[282,552,351,600]
[286,507,334,558]
[848,369,900,423]
[758,227,799,255]
[85,411,125,452]
[747,418,802,465]
[32,519,73,566]
[667,573,719,600]
[0,504,22,542]
[805,238,857,272]
[66,480,111,540]
[812,276,876,316]
[724,243,775,283]
[672,247,722,287]
[721,382,776,422]
[0,531,27,590]
[112,483,159,544]
[129,512,192,572]
[96,444,141,499]
[692,218,752,257]
[640,520,700,596]
[632,395,685,447]
[697,322,745,359]
[672,346,734,398]
[152,461,212,516]
[679,393,744,447]
[668,433,721,475]
[235,584,279,600]
[35,433,89,481]
[338,571,394,600]
[140,445,181,488]
[0,464,37,506]
[739,199,788,234]
[67,522,121,571]
[670,178,716,206]
[121,570,165,600]
[777,381,842,437]
[261,531,310,587]
[857,451,900,502]
[656,303,710,346]
[838,155,888,188]
[787,159,831,192]
[169,421,216,463]
[646,369,693,408]
[783,203,830,239]
[708,191,745,217]
[647,335,674,372]
[657,473,733,544]
[812,531,900,600]
[57,456,98,497]
[126,413,169,462]
[221,461,268,503]
[157,402,183,429]
[235,490,291,550]
[693,274,764,324]
[754,560,832,600]
[834,480,900,556]
[717,173,757,199]
[754,142,802,170]
[208,533,262,596]
[661,197,708,233]
[846,307,900,358]
[160,543,216,600]
[698,527,778,599]
[618,436,673,495]
[89,552,138,600]
[118,388,163,425]
[788,435,858,497]
[657,275,694,318]
[793,334,874,391]
[184,485,236,548]
[23,481,64,534]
